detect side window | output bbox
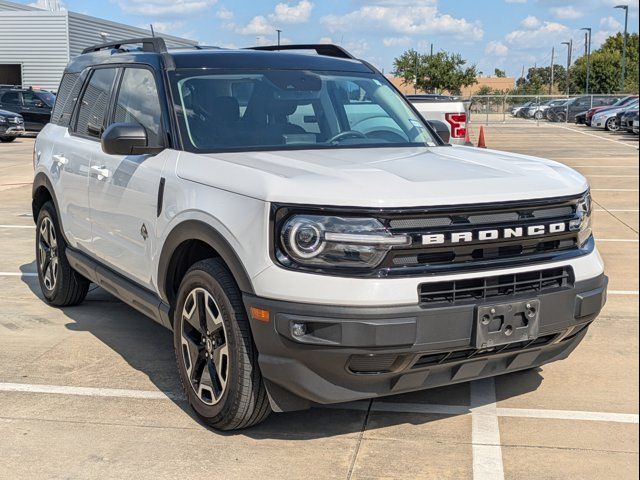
[51,72,82,126]
[1,91,21,106]
[75,68,117,138]
[113,68,163,146]
[22,91,44,107]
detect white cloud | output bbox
[215,7,233,20]
[382,36,411,47]
[520,15,540,29]
[319,36,333,44]
[29,0,66,9]
[145,21,186,34]
[320,5,483,41]
[599,15,622,30]
[236,15,273,35]
[269,1,314,24]
[485,40,509,56]
[550,6,583,20]
[118,0,217,16]
[505,21,568,47]
[344,39,369,57]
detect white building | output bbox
[0,0,197,90]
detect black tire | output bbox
[534,111,544,120]
[556,112,566,123]
[0,136,17,142]
[173,258,271,430]
[36,201,90,306]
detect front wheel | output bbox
[534,111,544,120]
[555,112,566,123]
[605,117,619,132]
[173,259,271,430]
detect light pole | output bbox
[580,27,592,94]
[615,4,629,92]
[276,29,282,46]
[561,40,572,96]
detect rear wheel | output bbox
[173,258,271,430]
[605,117,619,132]
[36,201,89,306]
[0,136,16,143]
[555,112,566,123]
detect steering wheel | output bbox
[327,130,368,144]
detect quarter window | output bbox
[51,72,84,127]
[113,68,163,146]
[75,68,117,138]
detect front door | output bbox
[88,67,167,289]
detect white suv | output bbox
[32,39,607,430]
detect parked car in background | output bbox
[548,96,619,123]
[574,111,587,124]
[632,116,639,135]
[0,86,56,131]
[527,99,566,120]
[0,108,24,142]
[585,95,638,126]
[511,101,535,117]
[592,100,639,131]
[621,108,639,133]
[546,99,569,121]
[407,94,468,145]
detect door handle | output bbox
[91,165,110,180]
[53,154,68,166]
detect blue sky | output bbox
[26,0,640,77]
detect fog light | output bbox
[291,322,307,337]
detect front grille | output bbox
[8,117,21,124]
[412,333,557,369]
[418,266,573,305]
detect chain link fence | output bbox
[464,94,628,125]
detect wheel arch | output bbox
[158,220,255,307]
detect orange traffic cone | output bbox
[464,128,473,146]
[477,126,487,148]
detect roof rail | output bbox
[82,37,168,55]
[247,44,355,60]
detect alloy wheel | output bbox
[38,217,58,291]
[180,288,229,405]
[606,118,619,132]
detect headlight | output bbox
[277,214,410,270]
[570,192,592,246]
[0,116,6,123]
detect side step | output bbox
[66,248,172,330]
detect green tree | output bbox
[393,49,478,94]
[476,85,494,95]
[570,32,639,93]
[494,68,506,78]
[516,65,567,94]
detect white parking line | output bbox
[470,378,505,480]
[554,125,640,149]
[0,382,176,400]
[497,408,638,424]
[0,225,33,229]
[609,290,639,296]
[0,272,37,277]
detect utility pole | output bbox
[276,29,282,46]
[549,46,555,95]
[580,27,592,94]
[414,51,419,94]
[561,40,572,96]
[615,5,629,92]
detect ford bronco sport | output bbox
[32,38,607,430]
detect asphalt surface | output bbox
[0,123,638,480]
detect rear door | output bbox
[22,91,53,131]
[88,66,167,288]
[52,67,117,250]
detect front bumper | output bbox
[0,124,25,137]
[245,274,607,412]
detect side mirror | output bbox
[427,120,450,143]
[101,123,153,155]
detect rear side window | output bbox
[1,91,21,106]
[75,68,117,138]
[51,73,82,125]
[113,68,163,146]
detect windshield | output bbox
[170,70,437,152]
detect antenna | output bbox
[150,24,155,37]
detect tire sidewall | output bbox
[36,204,62,302]
[606,118,618,131]
[173,267,241,421]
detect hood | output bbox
[176,145,588,208]
[0,109,21,117]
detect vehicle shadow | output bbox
[20,260,544,440]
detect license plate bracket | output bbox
[475,299,540,349]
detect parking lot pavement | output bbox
[0,130,638,480]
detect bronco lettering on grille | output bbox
[421,222,568,246]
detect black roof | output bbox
[67,39,374,74]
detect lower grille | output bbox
[348,354,399,374]
[419,266,573,305]
[412,333,557,369]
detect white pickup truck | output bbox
[406,94,468,144]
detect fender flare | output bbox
[157,220,255,304]
[32,172,59,221]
